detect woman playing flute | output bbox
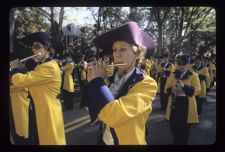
[81,22,157,145]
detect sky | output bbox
[63,7,97,26]
[62,7,130,27]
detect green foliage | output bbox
[11,7,215,56]
[14,7,51,38]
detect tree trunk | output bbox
[158,22,163,55]
[177,7,185,53]
[10,8,16,53]
[59,7,64,40]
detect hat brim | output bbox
[93,22,155,58]
[20,32,51,46]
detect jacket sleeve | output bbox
[204,67,211,88]
[98,77,157,128]
[191,73,201,96]
[11,63,56,88]
[164,73,174,94]
[61,63,73,72]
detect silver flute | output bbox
[10,52,41,67]
[88,63,127,69]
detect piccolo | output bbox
[88,63,127,69]
[20,52,41,62]
[10,53,41,67]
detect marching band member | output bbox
[10,66,30,144]
[141,58,152,76]
[210,53,216,88]
[10,32,66,145]
[192,55,210,117]
[203,52,212,93]
[149,58,157,80]
[203,52,216,91]
[81,22,157,145]
[61,54,75,110]
[165,54,201,145]
[158,53,175,111]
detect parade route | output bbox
[63,87,216,145]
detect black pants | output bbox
[196,96,205,116]
[160,77,168,111]
[63,90,74,109]
[170,122,191,145]
[169,96,190,145]
[160,93,169,111]
[80,80,85,93]
[27,100,39,145]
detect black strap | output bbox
[110,128,119,145]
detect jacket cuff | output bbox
[182,85,194,96]
[10,68,24,76]
[88,77,114,123]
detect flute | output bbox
[10,52,41,67]
[20,52,41,62]
[88,63,127,69]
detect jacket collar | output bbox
[116,67,144,98]
[39,57,53,65]
[173,70,193,80]
[193,63,203,71]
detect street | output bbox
[63,86,216,145]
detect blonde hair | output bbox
[130,45,147,66]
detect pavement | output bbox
[63,87,216,145]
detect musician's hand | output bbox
[177,80,184,88]
[10,59,26,70]
[10,59,20,69]
[87,59,107,82]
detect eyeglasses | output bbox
[32,43,43,50]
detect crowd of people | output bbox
[9,21,216,145]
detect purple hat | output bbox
[93,22,155,58]
[21,32,52,46]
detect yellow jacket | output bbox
[10,85,30,138]
[11,59,66,145]
[208,63,216,83]
[98,72,157,144]
[80,61,87,81]
[142,59,152,76]
[61,62,75,92]
[165,71,201,123]
[157,62,175,93]
[194,65,210,98]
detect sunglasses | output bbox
[32,43,43,50]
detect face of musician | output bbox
[176,63,188,73]
[112,41,141,73]
[32,42,49,62]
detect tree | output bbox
[149,7,171,55]
[10,8,16,53]
[14,7,51,38]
